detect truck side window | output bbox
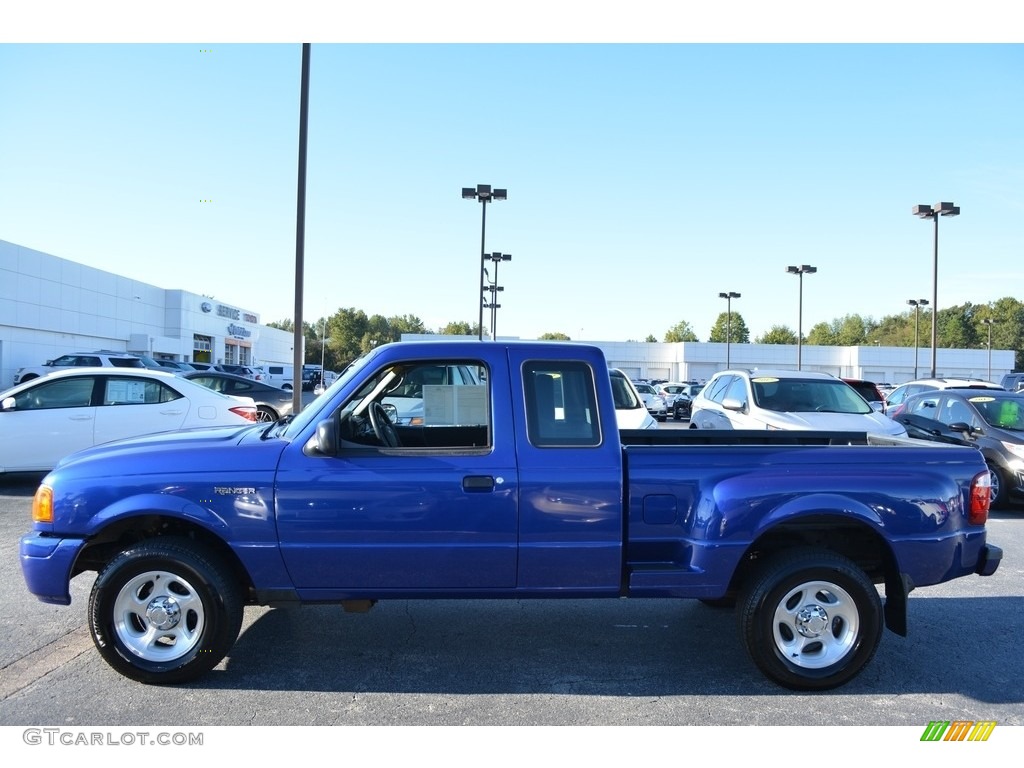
[523,361,601,447]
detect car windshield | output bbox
[969,395,1024,431]
[752,377,872,415]
[609,372,641,410]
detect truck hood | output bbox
[49,423,282,478]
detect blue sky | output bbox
[1,8,1022,343]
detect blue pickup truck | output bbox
[20,341,1001,690]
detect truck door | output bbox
[505,351,625,593]
[274,354,518,594]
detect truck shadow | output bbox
[208,594,1023,702]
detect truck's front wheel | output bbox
[738,549,882,691]
[88,538,243,685]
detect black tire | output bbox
[88,537,243,685]
[738,549,882,691]
[988,462,1009,508]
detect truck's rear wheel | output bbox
[88,537,243,684]
[738,549,882,691]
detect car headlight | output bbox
[1001,441,1024,461]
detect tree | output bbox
[756,325,798,345]
[266,319,294,332]
[438,321,475,336]
[664,321,699,343]
[539,332,571,340]
[645,334,657,343]
[708,312,750,344]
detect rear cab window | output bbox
[523,360,601,447]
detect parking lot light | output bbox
[913,202,960,378]
[982,318,995,382]
[786,265,817,370]
[718,291,740,368]
[463,185,507,340]
[484,252,511,340]
[907,299,929,379]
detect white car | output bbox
[13,350,146,386]
[610,369,657,429]
[0,368,258,474]
[631,382,668,421]
[689,369,907,438]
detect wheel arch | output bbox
[725,514,907,635]
[72,514,255,601]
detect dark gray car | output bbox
[893,387,1024,506]
[182,371,294,423]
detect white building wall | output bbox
[1,240,293,387]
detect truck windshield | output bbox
[278,348,382,438]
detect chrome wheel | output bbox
[111,569,205,663]
[255,406,277,423]
[769,579,859,670]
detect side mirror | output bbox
[1,396,15,411]
[382,403,398,422]
[721,396,745,412]
[948,421,977,436]
[314,417,338,456]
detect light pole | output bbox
[463,184,507,340]
[718,291,740,368]
[913,201,960,378]
[786,265,817,370]
[983,318,995,382]
[484,252,511,340]
[907,299,929,379]
[319,315,327,383]
[481,280,503,340]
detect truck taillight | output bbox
[969,470,991,525]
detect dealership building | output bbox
[1,240,293,387]
[2,239,1015,390]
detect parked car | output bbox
[1000,372,1024,392]
[632,382,668,421]
[262,364,296,390]
[213,364,261,381]
[689,369,907,438]
[13,351,145,385]
[609,368,657,430]
[841,378,886,412]
[891,388,1024,506]
[0,368,258,474]
[182,370,295,423]
[153,359,195,372]
[656,382,687,410]
[671,383,704,420]
[884,377,1003,414]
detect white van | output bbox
[262,364,296,390]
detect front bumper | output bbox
[20,533,88,605]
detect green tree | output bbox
[805,320,837,345]
[438,321,476,336]
[539,332,571,340]
[756,325,797,344]
[266,319,294,332]
[708,312,750,344]
[664,321,699,343]
[645,334,657,343]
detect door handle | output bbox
[463,475,495,492]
